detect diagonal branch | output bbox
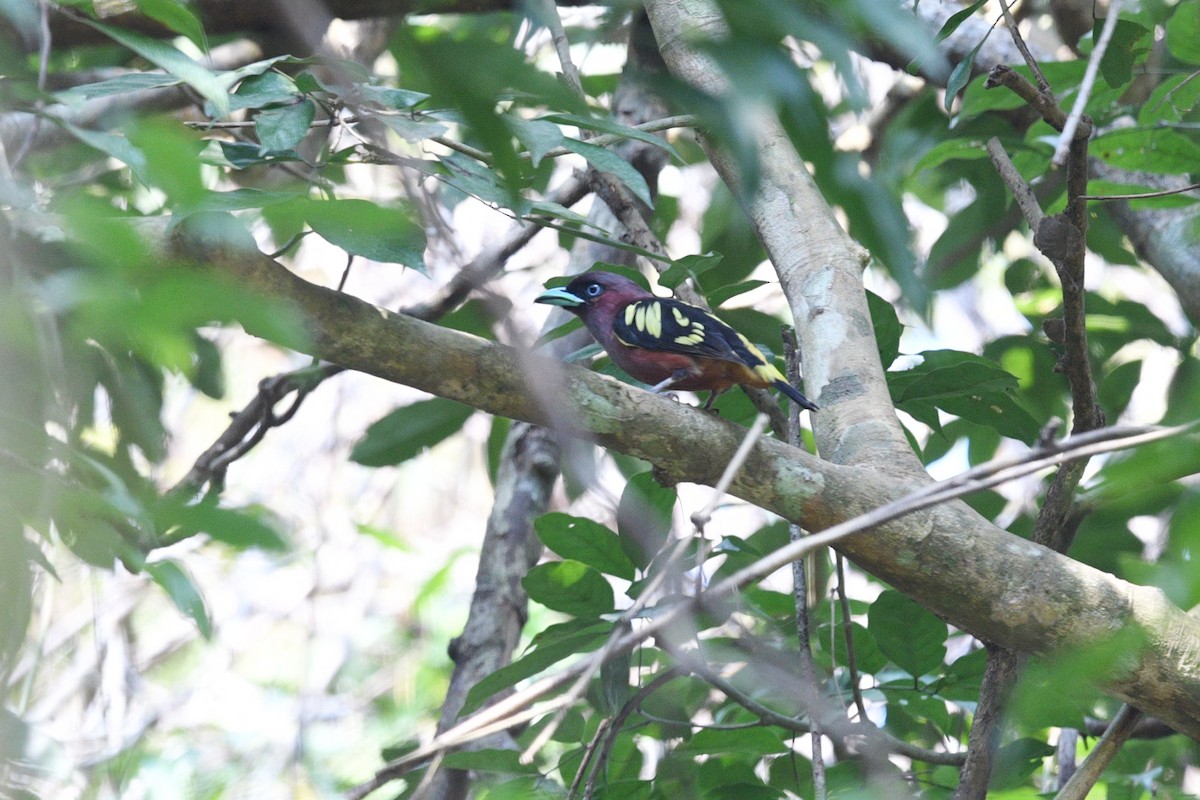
[174,227,1200,742]
[345,415,1196,798]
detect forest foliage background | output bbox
[2,0,1200,798]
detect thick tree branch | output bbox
[18,0,593,51]
[173,231,1200,739]
[1093,162,1200,326]
[642,0,920,480]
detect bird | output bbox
[535,271,818,412]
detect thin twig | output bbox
[346,421,1195,800]
[539,0,585,98]
[987,137,1044,229]
[9,0,52,169]
[1080,181,1200,201]
[1054,703,1143,800]
[998,0,1052,96]
[792,545,827,800]
[172,171,592,497]
[952,645,1025,800]
[581,670,680,799]
[668,645,965,768]
[568,718,608,799]
[430,134,492,164]
[834,555,869,722]
[783,337,826,799]
[690,413,769,532]
[1053,0,1123,166]
[539,115,696,159]
[409,751,444,800]
[517,536,691,764]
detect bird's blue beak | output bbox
[535,287,584,308]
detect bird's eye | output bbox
[585,283,603,298]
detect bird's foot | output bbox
[701,390,726,412]
[648,369,691,395]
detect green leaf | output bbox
[56,72,182,103]
[522,560,614,617]
[911,138,989,173]
[373,112,449,144]
[189,332,224,398]
[146,559,212,638]
[683,726,789,756]
[991,738,1056,790]
[561,138,654,208]
[350,398,473,467]
[198,188,305,212]
[211,140,306,169]
[617,472,676,569]
[133,0,206,49]
[157,499,287,551]
[298,198,426,269]
[889,350,1040,443]
[945,38,983,113]
[1085,434,1200,509]
[1093,128,1200,174]
[813,620,887,674]
[442,749,540,774]
[1099,19,1152,89]
[355,523,410,551]
[535,513,637,581]
[255,99,316,153]
[61,123,148,184]
[217,55,304,92]
[356,84,430,110]
[461,621,610,712]
[1166,1,1200,64]
[868,589,947,678]
[1139,72,1200,126]
[933,0,988,42]
[1010,629,1146,728]
[231,71,300,110]
[938,646,988,701]
[533,317,583,350]
[508,116,563,168]
[82,19,229,117]
[659,253,723,290]
[867,290,902,370]
[707,280,767,308]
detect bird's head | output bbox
[534,271,649,318]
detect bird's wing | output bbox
[612,298,768,367]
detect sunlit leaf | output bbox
[535,513,637,580]
[522,561,614,617]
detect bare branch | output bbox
[998,0,1053,96]
[1055,704,1144,800]
[690,413,768,532]
[345,418,1198,799]
[987,137,1045,229]
[1081,181,1200,202]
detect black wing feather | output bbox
[612,298,755,365]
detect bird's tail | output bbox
[773,379,819,412]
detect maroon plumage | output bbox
[535,271,817,411]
